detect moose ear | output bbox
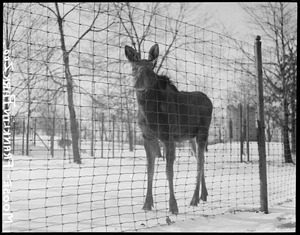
[125,45,140,62]
[148,43,159,62]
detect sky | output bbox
[202,2,252,39]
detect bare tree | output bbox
[241,2,297,163]
[3,3,22,158]
[114,3,211,73]
[38,3,115,164]
[3,3,54,156]
[286,42,297,154]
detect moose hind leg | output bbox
[142,137,158,211]
[199,141,208,201]
[164,141,178,214]
[190,137,208,206]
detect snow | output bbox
[140,200,295,232]
[2,138,296,232]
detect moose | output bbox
[125,43,213,214]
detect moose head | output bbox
[124,44,159,91]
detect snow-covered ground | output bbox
[140,200,295,232]
[2,137,296,232]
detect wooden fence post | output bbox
[101,113,104,158]
[246,104,250,161]
[255,35,268,214]
[26,115,30,156]
[12,117,16,154]
[63,118,67,161]
[112,115,115,159]
[22,118,25,155]
[51,116,55,158]
[91,110,94,157]
[33,117,37,146]
[239,103,243,162]
[229,118,233,153]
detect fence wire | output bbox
[2,2,296,232]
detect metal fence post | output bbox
[255,35,268,214]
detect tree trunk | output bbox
[281,59,293,163]
[278,3,293,164]
[57,11,81,164]
[290,65,296,154]
[283,99,293,163]
[282,66,293,163]
[290,101,296,155]
[65,70,81,164]
[127,120,134,152]
[26,112,30,156]
[50,116,55,158]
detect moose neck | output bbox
[136,74,179,116]
[136,81,159,106]
[135,69,159,104]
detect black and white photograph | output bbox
[2,2,296,232]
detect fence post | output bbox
[51,116,55,158]
[12,117,16,154]
[26,115,30,156]
[112,115,115,159]
[63,118,66,160]
[101,113,104,158]
[229,118,233,153]
[255,35,268,214]
[33,117,37,146]
[91,110,94,157]
[246,104,250,161]
[239,103,243,162]
[22,118,25,155]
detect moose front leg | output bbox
[164,141,178,214]
[190,140,208,206]
[143,137,159,211]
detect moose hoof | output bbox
[169,206,178,215]
[169,199,178,215]
[190,197,200,207]
[142,204,153,211]
[143,198,153,211]
[200,193,208,202]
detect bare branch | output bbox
[140,3,159,44]
[156,29,178,73]
[68,21,115,55]
[67,4,115,55]
[125,2,140,52]
[38,3,58,17]
[61,3,80,20]
[113,3,138,50]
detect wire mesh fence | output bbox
[3,2,296,232]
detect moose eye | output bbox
[132,67,138,74]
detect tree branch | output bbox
[61,3,80,20]
[38,3,58,17]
